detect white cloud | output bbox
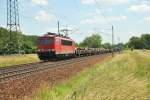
[34,10,55,22]
[139,16,150,23]
[31,0,48,5]
[81,0,95,5]
[81,15,127,24]
[81,19,96,24]
[129,4,150,12]
[101,0,129,5]
[143,17,150,21]
[81,0,129,5]
[110,15,127,21]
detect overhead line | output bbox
[94,0,112,26]
[94,0,115,47]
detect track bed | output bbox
[0,54,111,100]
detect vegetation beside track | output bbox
[31,50,150,100]
[0,54,39,68]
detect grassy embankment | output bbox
[0,54,40,67]
[31,50,150,100]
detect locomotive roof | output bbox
[38,33,74,41]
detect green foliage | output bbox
[32,51,150,100]
[79,34,102,48]
[74,43,79,47]
[23,35,38,54]
[141,34,150,49]
[128,34,150,50]
[102,43,124,50]
[0,27,37,54]
[102,43,112,49]
[128,36,144,49]
[115,43,124,50]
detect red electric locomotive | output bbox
[37,32,76,60]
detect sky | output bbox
[0,0,150,43]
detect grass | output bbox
[0,54,40,67]
[30,50,150,100]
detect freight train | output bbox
[37,32,120,61]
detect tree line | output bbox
[127,34,150,49]
[0,27,37,54]
[77,33,150,50]
[0,27,149,55]
[77,34,123,49]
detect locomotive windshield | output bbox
[38,37,53,45]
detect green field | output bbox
[30,50,150,100]
[0,54,40,67]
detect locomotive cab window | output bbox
[38,37,53,45]
[61,39,72,46]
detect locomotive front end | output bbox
[37,34,55,60]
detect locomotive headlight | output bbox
[40,49,44,52]
[38,49,43,52]
[51,49,55,51]
[48,49,51,52]
[38,49,40,52]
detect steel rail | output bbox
[0,55,106,83]
[0,58,84,79]
[0,62,43,73]
[0,56,89,74]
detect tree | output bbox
[128,36,144,49]
[102,43,111,49]
[0,27,38,54]
[79,34,102,48]
[141,34,150,49]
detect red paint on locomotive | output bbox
[37,32,76,60]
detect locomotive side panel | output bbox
[54,37,61,54]
[59,39,75,54]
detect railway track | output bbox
[0,55,107,83]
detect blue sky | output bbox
[0,0,150,43]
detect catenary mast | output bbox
[7,0,21,54]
